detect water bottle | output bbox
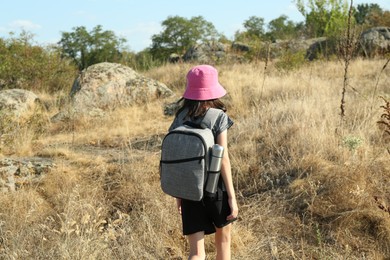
[205,144,224,195]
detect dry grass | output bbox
[0,59,389,259]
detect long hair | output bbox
[176,98,227,120]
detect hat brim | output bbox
[183,84,226,100]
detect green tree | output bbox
[150,16,219,61]
[58,25,127,71]
[235,16,266,41]
[244,16,265,38]
[266,15,303,41]
[295,0,350,38]
[353,3,383,25]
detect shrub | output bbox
[0,31,77,93]
[275,49,307,71]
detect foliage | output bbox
[295,0,350,38]
[353,3,383,25]
[352,3,390,27]
[0,31,77,93]
[58,25,127,71]
[150,16,219,61]
[243,16,266,39]
[365,10,390,27]
[235,16,265,42]
[275,49,307,71]
[266,15,305,41]
[342,135,364,151]
[120,49,164,72]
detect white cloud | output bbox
[9,20,41,30]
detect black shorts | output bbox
[181,189,237,235]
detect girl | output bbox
[168,65,239,260]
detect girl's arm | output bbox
[216,130,238,220]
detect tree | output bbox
[266,15,303,41]
[369,11,390,27]
[244,16,266,38]
[295,0,350,38]
[367,10,390,27]
[234,16,266,43]
[150,16,219,61]
[58,25,127,71]
[353,3,383,25]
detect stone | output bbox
[69,62,173,114]
[183,41,228,63]
[232,42,251,52]
[359,27,390,57]
[0,157,55,192]
[0,89,41,119]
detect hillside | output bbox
[0,59,389,259]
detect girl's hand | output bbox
[227,197,238,221]
[176,198,182,215]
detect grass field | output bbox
[0,59,389,259]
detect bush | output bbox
[275,49,307,71]
[0,32,77,93]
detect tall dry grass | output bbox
[0,59,389,259]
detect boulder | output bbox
[183,41,228,63]
[359,27,390,57]
[0,89,41,120]
[305,37,336,61]
[69,62,173,114]
[267,37,332,60]
[232,42,251,52]
[0,157,55,192]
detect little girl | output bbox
[168,65,238,260]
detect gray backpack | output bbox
[160,108,221,201]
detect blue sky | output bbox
[1,0,389,52]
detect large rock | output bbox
[231,42,251,52]
[0,89,41,120]
[69,62,173,113]
[359,27,390,57]
[0,157,55,192]
[183,41,228,63]
[305,37,336,61]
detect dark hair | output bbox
[176,98,227,120]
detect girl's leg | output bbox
[188,231,206,260]
[215,224,231,260]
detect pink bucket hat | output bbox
[183,65,226,100]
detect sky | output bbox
[1,0,389,52]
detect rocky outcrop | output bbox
[0,89,41,120]
[183,41,228,63]
[305,37,336,61]
[231,42,251,52]
[69,62,173,115]
[359,27,390,57]
[0,157,55,192]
